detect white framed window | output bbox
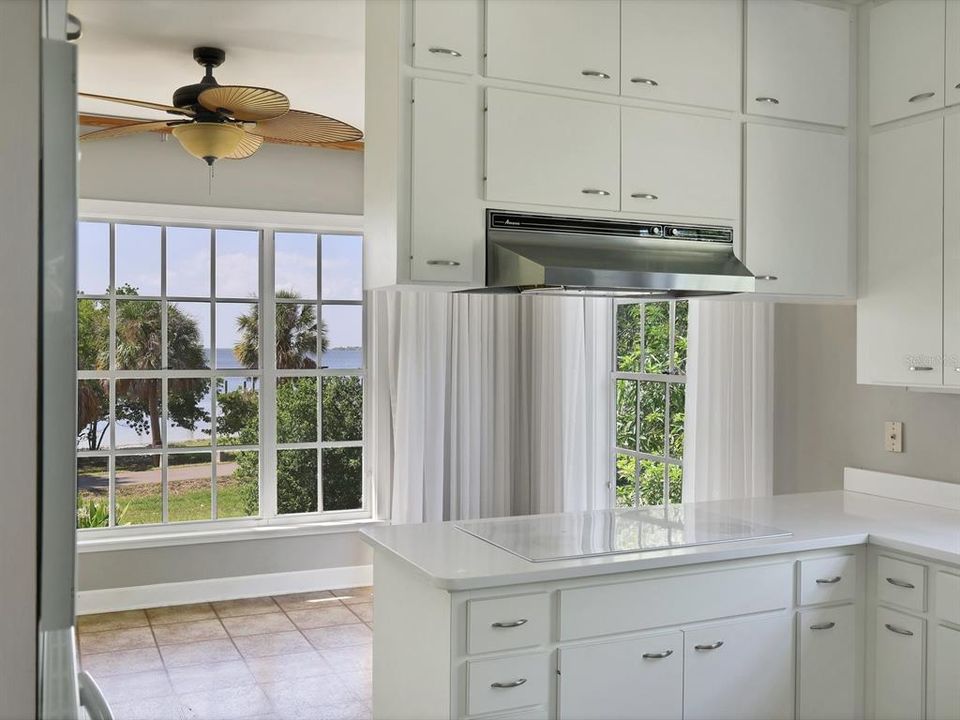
[612,300,688,507]
[75,204,367,536]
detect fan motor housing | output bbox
[173,47,226,110]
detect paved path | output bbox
[78,461,238,491]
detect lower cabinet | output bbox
[874,607,925,720]
[558,631,683,720]
[932,623,960,720]
[797,605,857,720]
[683,614,794,720]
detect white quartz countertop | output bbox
[360,491,960,590]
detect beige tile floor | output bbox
[78,587,373,720]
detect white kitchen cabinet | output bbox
[947,1,960,109]
[558,632,683,720]
[745,0,850,126]
[621,108,739,221]
[485,88,620,212]
[932,623,960,720]
[410,78,481,283]
[620,0,739,111]
[683,614,794,720]
[869,0,946,125]
[797,605,858,720]
[874,608,925,720]
[744,123,850,296]
[485,0,619,94]
[945,114,960,387]
[859,118,944,386]
[412,0,480,75]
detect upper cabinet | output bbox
[485,0,620,94]
[869,0,945,125]
[485,89,620,212]
[412,0,481,75]
[947,1,960,108]
[620,0,740,111]
[944,114,960,388]
[745,0,850,126]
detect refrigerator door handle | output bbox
[78,672,114,720]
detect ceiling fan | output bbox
[79,46,363,166]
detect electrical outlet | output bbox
[885,421,903,453]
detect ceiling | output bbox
[69,0,365,131]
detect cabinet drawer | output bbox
[412,0,479,75]
[798,555,857,606]
[467,653,550,717]
[874,607,925,720]
[877,556,926,612]
[798,605,857,720]
[559,563,792,641]
[936,571,960,625]
[468,593,549,655]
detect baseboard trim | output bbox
[76,564,372,615]
[844,467,960,511]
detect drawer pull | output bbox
[491,619,528,629]
[581,188,611,196]
[810,622,836,631]
[886,577,916,589]
[630,77,659,87]
[694,641,724,651]
[908,91,936,103]
[816,576,842,585]
[755,275,779,281]
[642,650,673,659]
[755,96,780,105]
[581,70,611,79]
[909,366,933,372]
[428,47,462,57]
[630,192,659,200]
[426,259,461,267]
[885,623,914,637]
[490,678,527,689]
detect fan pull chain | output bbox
[208,164,214,195]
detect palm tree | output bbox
[234,290,328,370]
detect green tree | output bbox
[233,289,327,370]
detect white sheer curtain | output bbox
[682,298,775,503]
[365,291,612,525]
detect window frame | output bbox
[76,200,369,541]
[611,299,686,508]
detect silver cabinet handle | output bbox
[491,678,527,689]
[426,259,461,267]
[581,70,611,79]
[630,77,659,87]
[755,275,779,281]
[491,619,528,628]
[428,47,462,57]
[886,577,916,589]
[694,641,724,651]
[885,623,914,637]
[810,622,836,631]
[816,576,842,585]
[909,366,933,372]
[908,91,936,103]
[642,650,674,659]
[582,188,611,196]
[630,192,659,200]
[755,96,780,105]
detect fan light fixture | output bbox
[171,122,244,166]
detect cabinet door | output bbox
[558,632,682,720]
[945,114,960,386]
[932,624,960,720]
[947,0,960,108]
[412,0,479,75]
[621,108,738,220]
[798,605,857,720]
[870,0,945,125]
[485,0,619,94]
[874,608,925,720]
[859,118,944,386]
[745,0,850,126]
[620,0,740,111]
[744,123,850,296]
[684,614,794,720]
[410,78,480,283]
[485,88,620,211]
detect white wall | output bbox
[774,303,960,494]
[0,1,39,715]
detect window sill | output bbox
[76,517,385,553]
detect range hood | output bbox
[474,210,756,298]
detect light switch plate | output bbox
[884,421,903,453]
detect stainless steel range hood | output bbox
[472,210,756,299]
